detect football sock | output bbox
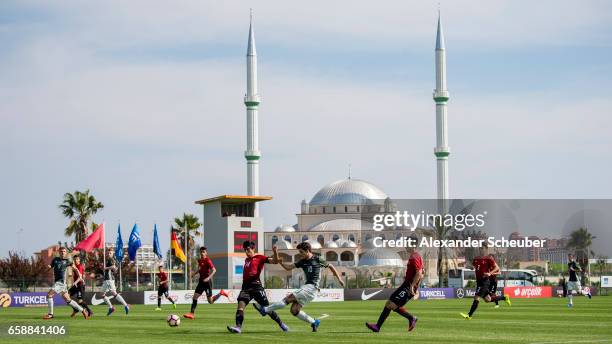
[69,300,83,312]
[115,294,128,307]
[268,311,283,325]
[376,307,392,328]
[568,294,573,305]
[103,295,112,308]
[495,298,499,305]
[191,299,198,313]
[265,301,287,312]
[169,297,175,304]
[157,297,161,308]
[394,307,414,322]
[48,297,54,315]
[212,294,221,302]
[236,310,244,327]
[296,310,315,324]
[80,301,92,314]
[468,299,479,317]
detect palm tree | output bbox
[567,227,595,285]
[173,213,202,288]
[59,190,104,243]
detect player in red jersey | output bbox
[183,247,228,319]
[68,255,93,317]
[227,241,288,334]
[366,242,423,333]
[155,265,176,310]
[461,247,511,319]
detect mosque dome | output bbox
[308,218,373,232]
[358,248,404,267]
[309,178,388,206]
[324,240,339,248]
[275,224,296,232]
[305,240,322,249]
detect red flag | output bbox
[74,223,105,252]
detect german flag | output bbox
[170,231,187,263]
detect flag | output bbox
[128,223,142,261]
[153,224,162,259]
[170,231,186,263]
[115,224,124,262]
[74,223,105,252]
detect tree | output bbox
[567,227,595,285]
[0,252,49,291]
[59,190,104,243]
[172,213,202,288]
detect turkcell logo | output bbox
[418,288,455,300]
[3,293,66,307]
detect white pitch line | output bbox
[530,340,612,344]
[317,313,330,319]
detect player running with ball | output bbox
[183,247,228,319]
[567,253,592,307]
[254,242,345,332]
[365,243,422,333]
[43,246,89,320]
[461,247,511,319]
[227,241,288,334]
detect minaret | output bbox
[244,10,261,216]
[434,11,450,203]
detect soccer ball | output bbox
[167,314,180,327]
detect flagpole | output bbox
[169,224,172,291]
[136,252,139,292]
[103,222,106,294]
[184,223,188,289]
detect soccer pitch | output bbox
[1,298,611,344]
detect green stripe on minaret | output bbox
[246,155,260,161]
[434,151,450,158]
[433,96,449,102]
[244,101,260,107]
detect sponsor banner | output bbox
[417,288,455,300]
[454,288,503,299]
[346,288,456,301]
[144,288,344,305]
[504,286,552,298]
[0,292,66,308]
[84,292,143,306]
[554,286,597,297]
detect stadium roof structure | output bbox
[194,195,272,205]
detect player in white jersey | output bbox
[98,247,130,315]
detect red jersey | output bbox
[157,271,168,284]
[242,254,269,286]
[74,263,85,286]
[473,256,496,280]
[197,257,214,280]
[404,251,423,283]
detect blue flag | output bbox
[115,224,124,262]
[153,224,162,259]
[128,223,142,261]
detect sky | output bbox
[1,0,611,257]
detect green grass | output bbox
[1,297,611,344]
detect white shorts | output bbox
[102,280,117,293]
[293,284,317,306]
[567,281,582,292]
[51,281,68,294]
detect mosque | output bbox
[197,11,458,288]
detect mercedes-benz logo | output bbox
[456,288,465,299]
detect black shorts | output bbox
[476,278,491,298]
[389,282,415,307]
[237,284,269,306]
[158,284,169,297]
[195,280,212,297]
[68,284,85,300]
[488,277,498,294]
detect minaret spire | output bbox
[434,10,450,205]
[245,9,261,215]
